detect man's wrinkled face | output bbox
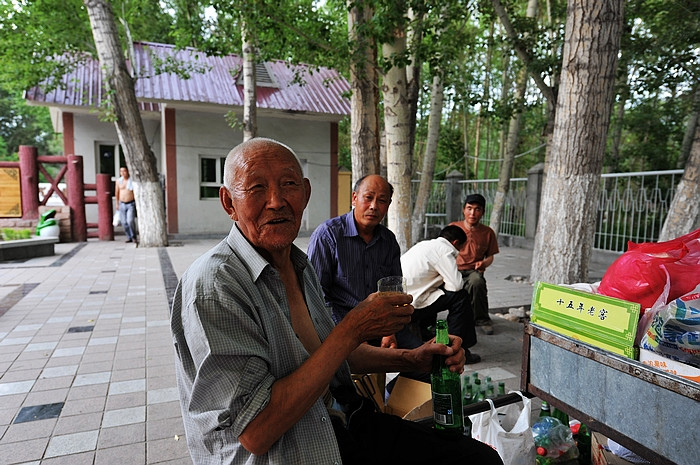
[352,175,392,231]
[220,142,310,253]
[463,203,484,227]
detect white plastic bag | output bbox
[112,212,120,227]
[470,391,536,465]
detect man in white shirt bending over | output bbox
[401,225,480,364]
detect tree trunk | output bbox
[406,8,424,164]
[677,83,700,169]
[411,74,444,245]
[490,66,528,235]
[382,33,412,253]
[348,1,380,185]
[242,21,257,141]
[490,0,537,235]
[531,0,624,284]
[84,0,167,247]
[473,23,494,179]
[462,107,471,179]
[659,120,700,240]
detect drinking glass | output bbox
[377,276,406,295]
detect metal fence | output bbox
[413,169,684,252]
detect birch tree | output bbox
[83,0,168,247]
[241,18,257,141]
[348,1,380,183]
[489,0,538,235]
[411,73,444,243]
[530,0,625,284]
[659,119,700,240]
[380,15,412,252]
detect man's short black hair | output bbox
[464,193,486,208]
[438,225,467,244]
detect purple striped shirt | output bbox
[307,211,402,323]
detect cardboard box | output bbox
[384,376,432,419]
[531,282,640,358]
[639,348,700,383]
[352,374,433,420]
[592,432,637,465]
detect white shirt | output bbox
[400,236,464,309]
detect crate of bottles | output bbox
[531,282,640,358]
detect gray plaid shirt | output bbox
[171,224,350,464]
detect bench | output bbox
[0,237,59,261]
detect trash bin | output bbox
[36,209,60,238]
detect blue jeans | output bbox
[119,201,137,240]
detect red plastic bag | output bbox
[598,228,700,312]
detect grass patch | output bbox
[1,228,33,241]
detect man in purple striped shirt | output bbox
[308,175,429,386]
[308,175,400,327]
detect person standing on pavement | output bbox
[170,138,503,465]
[115,166,137,243]
[400,225,481,364]
[450,193,499,335]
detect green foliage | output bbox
[338,117,351,170]
[0,0,696,186]
[0,86,60,156]
[1,228,32,241]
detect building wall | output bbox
[173,109,332,235]
[72,113,162,223]
[69,109,333,236]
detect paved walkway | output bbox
[0,236,617,464]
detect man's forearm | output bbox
[238,322,359,455]
[346,343,422,374]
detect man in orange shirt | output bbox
[450,194,499,335]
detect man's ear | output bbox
[220,186,237,220]
[303,178,312,208]
[351,191,358,208]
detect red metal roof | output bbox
[26,41,350,117]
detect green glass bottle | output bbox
[463,381,474,405]
[539,400,551,418]
[430,319,464,438]
[552,407,569,426]
[571,422,591,465]
[486,383,496,399]
[497,381,506,396]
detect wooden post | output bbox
[96,173,114,241]
[67,155,87,242]
[18,145,39,219]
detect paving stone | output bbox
[147,436,190,464]
[0,436,48,463]
[95,442,145,465]
[146,416,185,442]
[97,423,145,449]
[106,391,146,411]
[41,451,95,465]
[102,406,145,428]
[54,411,103,435]
[61,397,106,417]
[108,379,146,396]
